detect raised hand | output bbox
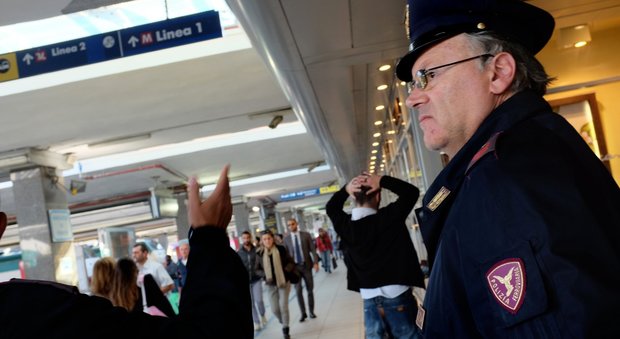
[361,171,382,195]
[187,165,232,229]
[345,176,364,197]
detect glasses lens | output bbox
[415,70,427,89]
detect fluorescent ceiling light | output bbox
[200,165,331,192]
[63,121,306,176]
[0,155,28,168]
[0,181,14,190]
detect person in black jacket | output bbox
[237,230,267,331]
[0,165,253,338]
[326,172,425,339]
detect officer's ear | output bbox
[0,212,7,240]
[488,52,516,95]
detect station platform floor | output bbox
[253,259,364,339]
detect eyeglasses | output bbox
[409,54,494,91]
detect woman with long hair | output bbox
[90,257,115,299]
[109,257,176,317]
[257,230,298,339]
[110,258,140,312]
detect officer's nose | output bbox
[405,84,428,109]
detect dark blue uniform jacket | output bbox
[415,90,620,338]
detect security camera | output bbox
[268,115,284,129]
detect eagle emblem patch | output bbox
[486,258,526,314]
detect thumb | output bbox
[187,177,206,227]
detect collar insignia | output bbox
[426,186,450,211]
[486,258,526,314]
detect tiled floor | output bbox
[254,261,364,339]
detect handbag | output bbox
[331,255,338,269]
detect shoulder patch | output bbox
[486,258,526,314]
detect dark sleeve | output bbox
[143,274,176,318]
[178,226,253,338]
[326,186,352,238]
[380,176,420,219]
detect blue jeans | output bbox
[320,251,332,273]
[363,289,419,339]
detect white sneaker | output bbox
[254,323,262,331]
[261,315,268,326]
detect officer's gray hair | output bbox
[465,32,554,96]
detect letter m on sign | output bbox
[141,32,154,45]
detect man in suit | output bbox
[283,218,319,322]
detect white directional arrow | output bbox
[22,53,34,65]
[128,36,139,48]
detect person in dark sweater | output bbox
[326,172,425,339]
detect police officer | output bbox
[396,0,620,337]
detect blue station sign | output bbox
[280,188,321,202]
[0,11,222,83]
[279,185,340,202]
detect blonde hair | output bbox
[91,257,115,298]
[110,258,139,311]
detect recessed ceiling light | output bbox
[387,140,393,143]
[378,65,391,71]
[401,81,406,86]
[374,120,382,126]
[574,41,588,48]
[370,161,375,165]
[372,142,379,147]
[377,84,388,91]
[371,149,378,154]
[370,156,377,160]
[373,132,381,138]
[370,166,375,170]
[375,105,385,110]
[387,130,396,135]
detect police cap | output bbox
[395,0,555,82]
